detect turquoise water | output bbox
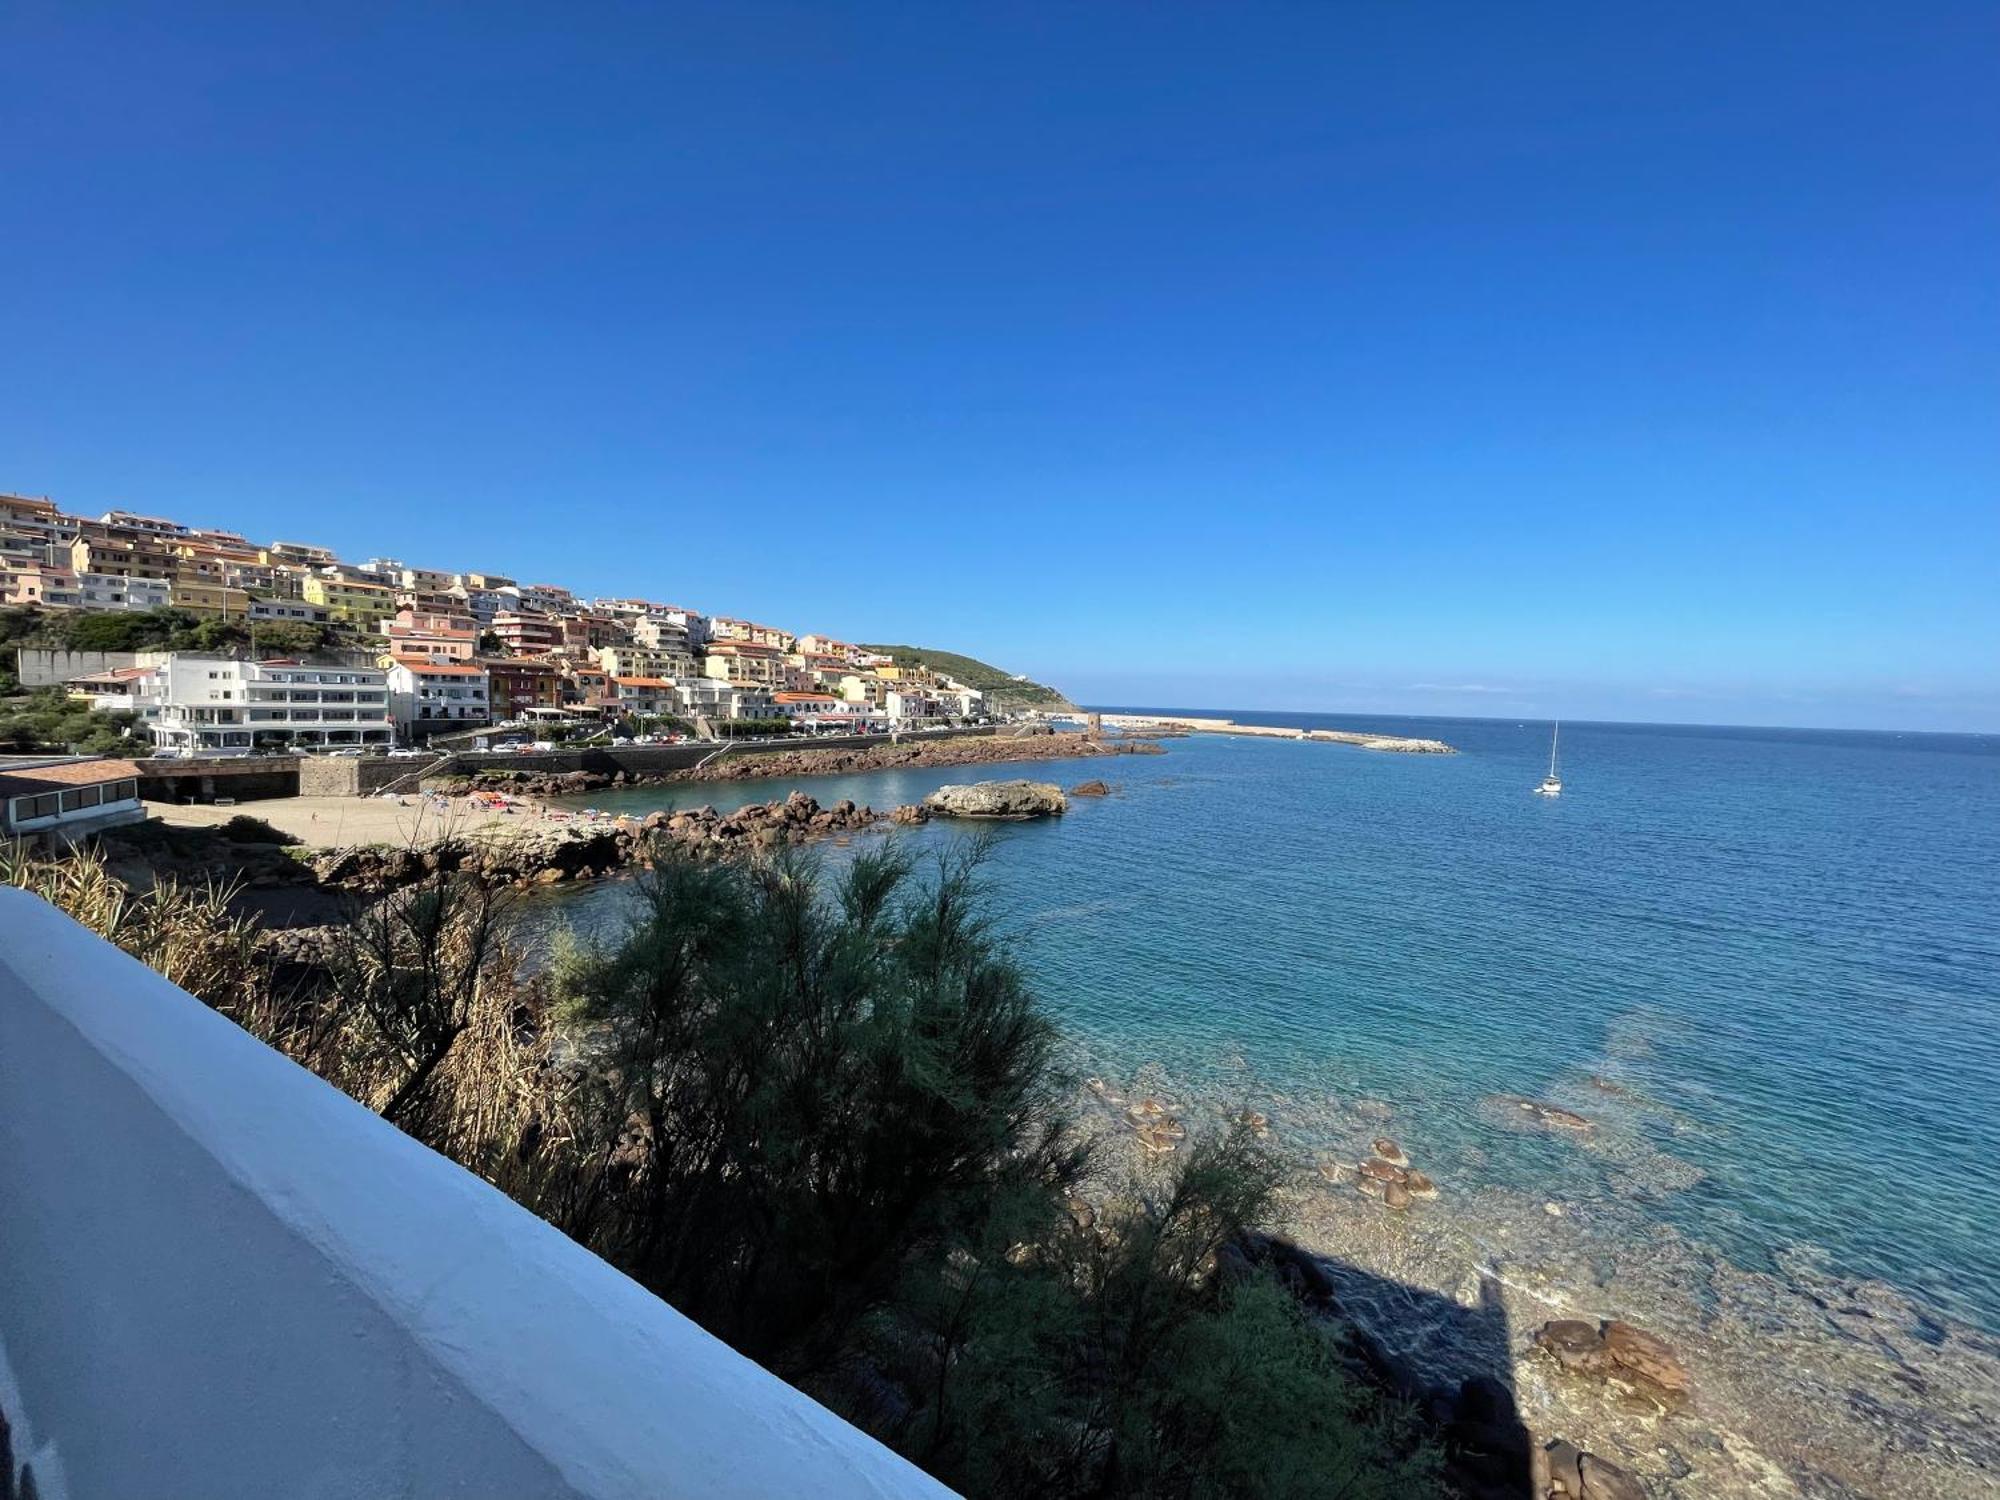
[549,713,2000,1336]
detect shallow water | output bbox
[542,713,2000,1495]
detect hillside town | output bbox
[1,490,1012,759]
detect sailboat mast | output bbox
[1549,721,1560,778]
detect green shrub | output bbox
[217,813,300,846]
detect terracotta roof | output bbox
[614,677,673,689]
[0,757,141,798]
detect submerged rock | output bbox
[1534,1318,1691,1411]
[1069,779,1112,796]
[922,779,1068,819]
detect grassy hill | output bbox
[858,644,1073,710]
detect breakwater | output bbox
[1097,712,1454,753]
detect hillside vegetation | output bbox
[859,643,1073,709]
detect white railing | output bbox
[0,890,956,1500]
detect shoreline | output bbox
[1096,713,1455,754]
[1072,1058,2000,1500]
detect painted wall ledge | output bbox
[0,887,954,1500]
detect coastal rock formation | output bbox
[922,779,1067,819]
[1490,1094,1595,1132]
[1069,779,1111,796]
[1336,1137,1441,1212]
[443,732,1164,799]
[305,792,886,894]
[667,731,1162,786]
[1539,1439,1646,1500]
[1534,1318,1692,1411]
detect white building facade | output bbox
[145,656,393,756]
[386,660,492,741]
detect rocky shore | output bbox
[106,792,930,912]
[446,730,1162,799]
[304,791,907,893]
[1074,1063,2000,1499]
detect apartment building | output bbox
[301,573,396,626]
[609,676,677,718]
[770,692,878,729]
[249,598,333,625]
[702,640,797,690]
[486,657,562,719]
[0,493,75,545]
[386,659,491,740]
[518,583,575,615]
[382,607,477,662]
[169,581,253,618]
[673,677,773,723]
[71,533,177,583]
[707,616,794,650]
[631,608,705,653]
[79,573,172,611]
[594,644,696,680]
[144,656,393,756]
[491,610,563,655]
[398,565,456,592]
[4,564,83,609]
[268,541,338,567]
[98,511,187,539]
[561,664,613,716]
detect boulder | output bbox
[1405,1170,1439,1198]
[1544,1439,1586,1496]
[1069,779,1111,796]
[1383,1180,1413,1210]
[1535,1320,1612,1376]
[1603,1321,1692,1408]
[1372,1136,1408,1166]
[1579,1454,1648,1500]
[922,779,1068,819]
[889,803,929,825]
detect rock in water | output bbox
[1535,1320,1614,1376]
[1603,1320,1693,1409]
[922,779,1068,819]
[1578,1454,1648,1500]
[1069,779,1111,796]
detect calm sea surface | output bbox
[547,711,2000,1336]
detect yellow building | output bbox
[302,574,396,626]
[170,580,253,618]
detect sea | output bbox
[539,711,2000,1496]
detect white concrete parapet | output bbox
[0,888,956,1500]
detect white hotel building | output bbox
[144,656,394,755]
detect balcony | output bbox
[0,890,951,1499]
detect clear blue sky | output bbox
[4,3,1995,730]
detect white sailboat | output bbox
[1535,721,1563,796]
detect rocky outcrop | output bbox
[1534,1318,1692,1411]
[306,793,887,894]
[1069,779,1111,796]
[1492,1094,1595,1132]
[669,732,1162,786]
[1329,1136,1441,1212]
[1539,1439,1646,1499]
[922,780,1067,819]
